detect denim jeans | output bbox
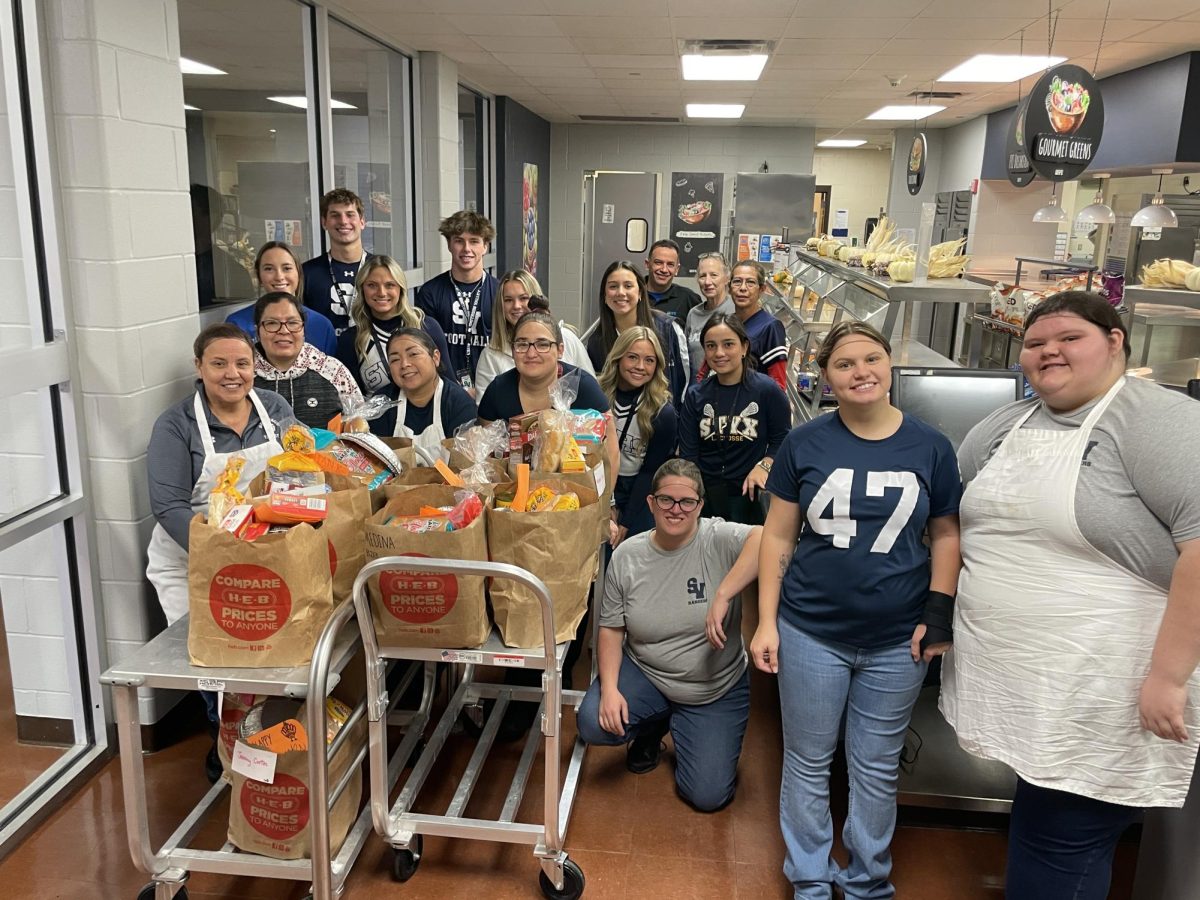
[577,652,751,811]
[1006,778,1140,900]
[776,616,926,900]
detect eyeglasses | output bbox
[513,338,557,355]
[729,278,761,288]
[651,494,700,512]
[697,252,726,261]
[260,318,304,333]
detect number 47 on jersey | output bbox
[806,468,919,554]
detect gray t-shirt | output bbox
[685,297,735,380]
[958,376,1200,590]
[601,517,753,704]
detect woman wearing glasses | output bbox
[586,260,689,407]
[252,292,363,431]
[474,269,594,397]
[685,253,735,381]
[336,255,450,394]
[679,313,790,525]
[577,459,761,811]
[368,328,476,453]
[598,327,678,545]
[728,260,789,392]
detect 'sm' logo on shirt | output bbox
[686,577,706,605]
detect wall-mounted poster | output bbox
[670,172,723,274]
[522,162,538,276]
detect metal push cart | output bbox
[352,554,599,900]
[100,598,428,900]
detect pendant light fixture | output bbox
[1033,182,1068,223]
[1130,169,1178,229]
[1075,173,1115,226]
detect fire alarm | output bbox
[970,179,979,194]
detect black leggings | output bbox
[700,474,766,525]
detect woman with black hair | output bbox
[369,327,476,453]
[586,260,689,406]
[678,313,790,525]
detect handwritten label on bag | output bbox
[208,563,293,642]
[232,739,277,784]
[593,463,605,495]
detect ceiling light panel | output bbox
[937,54,1067,83]
[818,139,867,147]
[179,57,226,76]
[686,103,745,118]
[681,54,769,81]
[866,104,946,120]
[268,96,357,110]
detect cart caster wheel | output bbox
[137,885,188,900]
[391,834,423,882]
[539,858,585,900]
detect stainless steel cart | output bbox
[100,598,428,900]
[352,555,598,900]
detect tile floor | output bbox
[0,664,1139,900]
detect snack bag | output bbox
[280,420,316,453]
[266,450,325,492]
[207,455,246,526]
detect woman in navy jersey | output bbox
[597,326,678,545]
[335,254,450,394]
[729,259,788,391]
[678,313,789,525]
[751,321,962,900]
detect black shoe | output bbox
[205,738,222,784]
[626,719,670,775]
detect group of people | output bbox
[145,188,1200,900]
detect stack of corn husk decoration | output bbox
[818,237,844,258]
[1140,258,1196,289]
[806,235,824,251]
[835,245,866,266]
[926,238,971,279]
[871,242,916,278]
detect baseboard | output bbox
[15,715,73,746]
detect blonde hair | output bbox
[491,269,542,352]
[351,255,422,362]
[598,326,670,445]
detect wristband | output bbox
[918,590,954,653]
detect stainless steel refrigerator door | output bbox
[731,173,817,256]
[582,171,660,323]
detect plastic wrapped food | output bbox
[266,450,325,492]
[207,455,246,526]
[281,421,316,453]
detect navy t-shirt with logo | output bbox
[302,253,363,336]
[766,412,962,649]
[677,369,790,483]
[414,271,496,384]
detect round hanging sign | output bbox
[1022,63,1104,182]
[906,132,927,196]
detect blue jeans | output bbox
[1006,778,1140,900]
[577,653,750,812]
[776,616,926,900]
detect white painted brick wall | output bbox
[419,51,462,274]
[0,0,200,727]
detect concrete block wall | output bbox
[812,147,892,246]
[37,0,198,724]
[419,51,461,274]
[547,123,816,330]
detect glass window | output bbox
[327,20,414,267]
[0,387,65,523]
[179,0,314,308]
[459,86,490,216]
[0,31,40,349]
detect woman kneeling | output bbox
[577,459,762,812]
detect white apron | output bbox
[941,377,1200,807]
[145,390,283,625]
[393,378,449,460]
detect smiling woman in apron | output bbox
[252,292,363,431]
[145,323,293,780]
[335,254,450,395]
[941,291,1200,900]
[597,326,677,547]
[368,328,476,455]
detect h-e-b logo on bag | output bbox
[241,773,309,840]
[209,563,292,641]
[379,552,458,624]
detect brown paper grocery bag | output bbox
[248,472,370,602]
[486,478,601,648]
[187,515,335,667]
[217,692,269,781]
[363,486,491,649]
[227,698,365,860]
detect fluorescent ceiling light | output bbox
[179,57,226,76]
[686,103,745,119]
[682,54,768,81]
[183,104,201,111]
[818,139,867,148]
[867,104,946,120]
[938,54,1067,83]
[269,95,357,110]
